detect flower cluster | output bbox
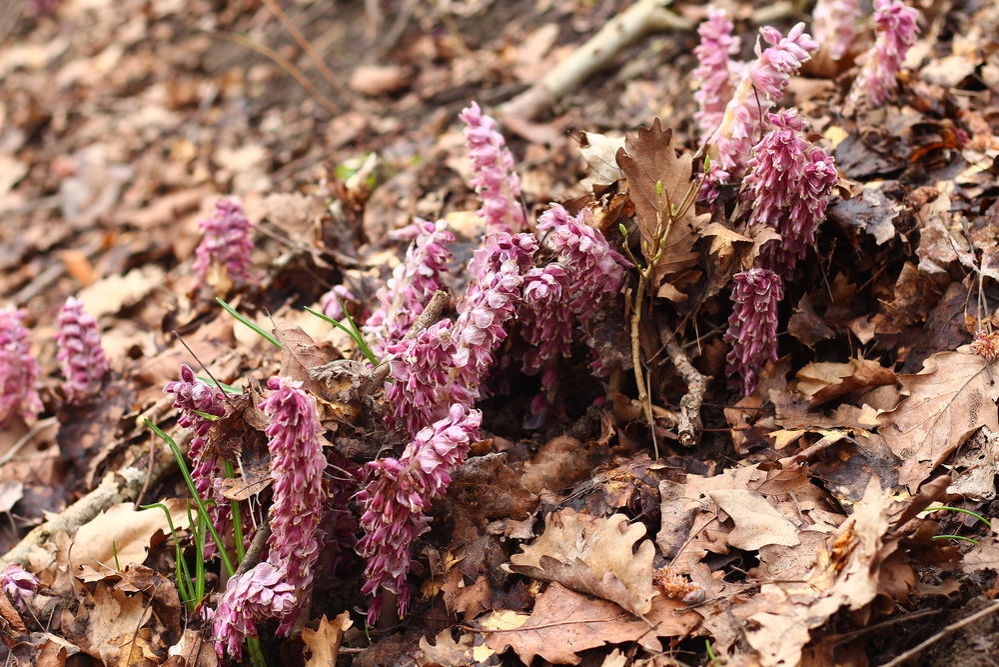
[2,564,39,613]
[259,377,328,634]
[55,297,108,403]
[212,562,296,659]
[712,23,818,185]
[459,101,527,235]
[364,219,455,356]
[519,265,574,422]
[848,0,920,106]
[693,8,741,141]
[743,110,838,276]
[319,284,356,320]
[193,198,256,290]
[724,269,783,396]
[0,307,42,426]
[163,364,229,557]
[356,404,481,624]
[813,0,860,60]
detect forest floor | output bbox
[2,0,999,665]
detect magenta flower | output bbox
[212,562,297,659]
[813,0,861,60]
[356,404,481,624]
[2,564,39,613]
[193,198,255,290]
[0,307,42,426]
[55,297,109,403]
[364,219,455,356]
[260,377,328,634]
[724,269,783,396]
[712,23,818,183]
[744,110,838,276]
[848,0,920,106]
[459,101,527,235]
[694,8,742,141]
[519,265,574,422]
[164,364,229,558]
[319,284,356,321]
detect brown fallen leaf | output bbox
[794,357,897,409]
[877,347,999,490]
[506,509,657,616]
[482,583,699,665]
[708,489,802,551]
[302,612,352,667]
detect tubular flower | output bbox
[536,204,630,343]
[319,284,356,320]
[712,23,818,183]
[356,404,481,624]
[693,7,742,141]
[519,265,574,423]
[724,269,783,396]
[459,101,527,235]
[2,564,39,613]
[163,364,229,558]
[364,219,455,356]
[193,198,255,290]
[260,377,328,634]
[55,297,109,403]
[744,110,838,276]
[451,232,537,396]
[212,562,297,659]
[848,0,920,106]
[813,0,861,60]
[0,307,42,426]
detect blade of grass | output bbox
[142,501,197,610]
[222,460,246,563]
[920,505,991,527]
[304,305,378,365]
[197,376,243,395]
[216,297,282,349]
[931,534,980,545]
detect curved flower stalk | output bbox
[848,0,920,106]
[743,110,838,276]
[2,564,39,613]
[694,7,742,141]
[0,307,42,426]
[364,219,455,356]
[193,198,256,290]
[212,562,296,659]
[451,232,537,397]
[319,284,356,320]
[711,23,818,185]
[724,269,783,396]
[163,364,229,557]
[55,297,109,403]
[356,404,481,624]
[260,377,328,634]
[519,265,574,423]
[813,0,861,60]
[460,101,527,235]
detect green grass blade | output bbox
[931,534,980,545]
[216,297,281,349]
[222,460,246,563]
[920,505,991,527]
[142,501,196,610]
[196,376,243,395]
[304,305,378,365]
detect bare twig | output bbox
[657,318,707,447]
[879,601,999,667]
[363,290,450,393]
[233,523,273,579]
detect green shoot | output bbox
[142,501,198,611]
[223,460,247,562]
[920,505,991,527]
[192,410,222,421]
[304,305,378,365]
[216,297,281,349]
[706,639,721,666]
[247,638,267,667]
[112,541,121,571]
[197,375,243,395]
[931,534,980,545]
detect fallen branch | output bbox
[657,315,707,447]
[879,600,999,667]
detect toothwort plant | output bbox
[55,297,109,403]
[0,307,42,426]
[812,0,861,60]
[193,198,256,290]
[460,101,527,235]
[848,0,920,106]
[693,7,742,141]
[212,562,296,659]
[724,269,783,396]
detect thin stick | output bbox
[233,523,273,578]
[0,417,57,466]
[879,601,999,667]
[363,290,450,393]
[658,319,707,447]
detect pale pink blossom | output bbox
[0,307,42,426]
[193,198,255,289]
[848,0,920,106]
[260,377,328,634]
[55,297,108,403]
[519,265,574,423]
[460,102,527,235]
[319,284,356,320]
[813,0,861,60]
[724,269,783,396]
[212,562,296,659]
[2,564,39,613]
[694,8,742,141]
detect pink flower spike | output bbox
[193,198,256,290]
[519,265,574,423]
[212,562,297,659]
[356,404,481,624]
[2,564,39,613]
[0,307,42,426]
[813,0,861,60]
[260,377,328,634]
[712,23,818,181]
[743,109,838,276]
[848,0,920,106]
[459,101,527,235]
[694,7,742,141]
[724,269,783,396]
[55,297,109,403]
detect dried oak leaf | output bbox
[615,119,710,291]
[877,347,999,490]
[794,357,897,409]
[416,628,485,667]
[302,612,352,667]
[482,583,699,665]
[505,509,657,616]
[708,489,801,551]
